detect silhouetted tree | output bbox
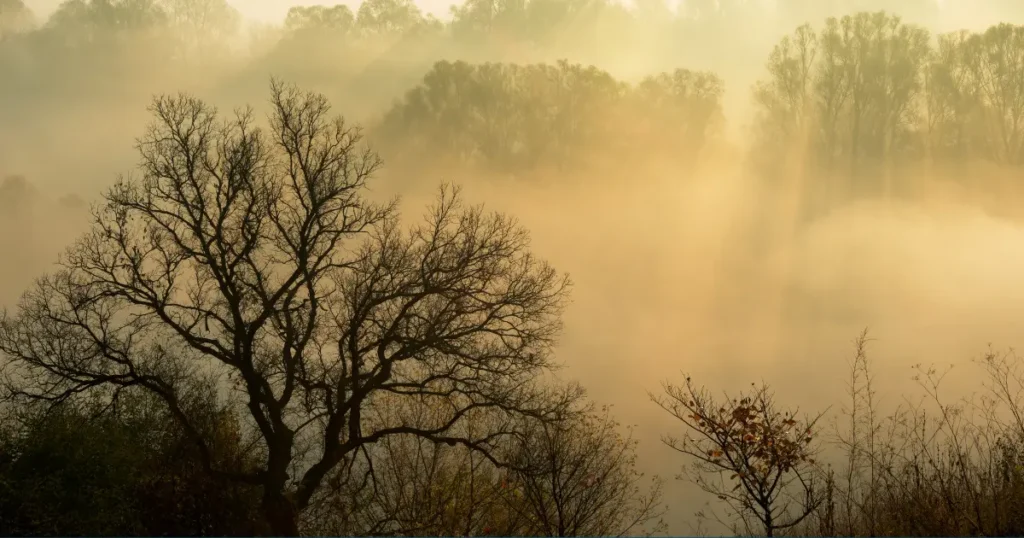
[503,403,666,536]
[305,403,530,535]
[449,0,528,41]
[305,398,663,537]
[24,0,176,97]
[963,24,1024,165]
[0,80,574,535]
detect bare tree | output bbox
[832,329,882,535]
[813,341,1024,537]
[307,404,527,536]
[305,396,661,538]
[504,403,667,537]
[652,377,825,537]
[0,80,573,535]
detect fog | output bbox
[4,0,1024,533]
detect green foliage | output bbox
[0,404,147,535]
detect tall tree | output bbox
[753,11,932,205]
[45,0,170,43]
[450,0,528,40]
[752,24,818,164]
[965,23,1024,165]
[0,80,573,535]
[923,30,983,163]
[815,12,931,177]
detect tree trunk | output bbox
[262,491,300,536]
[763,499,774,537]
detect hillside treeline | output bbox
[376,60,724,174]
[2,0,1023,183]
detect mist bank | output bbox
[4,0,1024,450]
[4,1,1024,536]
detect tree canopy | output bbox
[0,80,576,534]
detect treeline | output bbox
[376,60,723,174]
[372,10,1024,185]
[754,13,1024,188]
[3,0,1024,183]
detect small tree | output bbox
[305,397,663,537]
[304,399,535,536]
[652,377,825,536]
[504,403,667,537]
